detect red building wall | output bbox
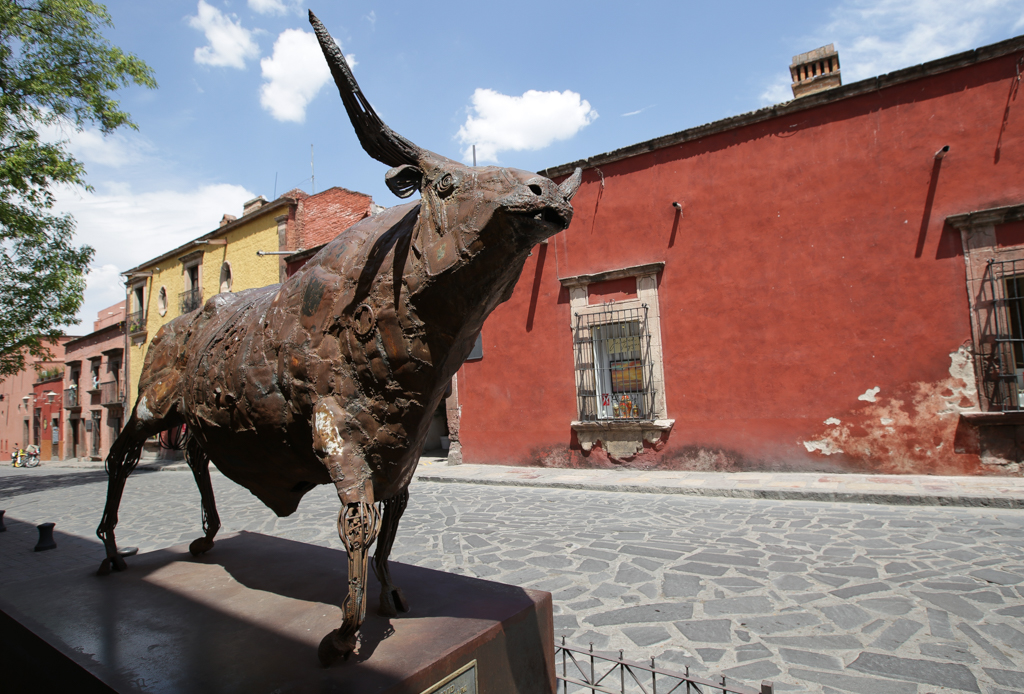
[297,186,374,249]
[0,339,68,461]
[32,376,63,460]
[456,44,1024,476]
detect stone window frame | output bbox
[949,203,1024,424]
[219,261,233,293]
[179,250,204,294]
[156,286,168,316]
[128,279,148,338]
[559,262,674,456]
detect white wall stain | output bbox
[802,439,843,455]
[799,346,984,470]
[858,387,880,402]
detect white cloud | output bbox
[54,182,255,327]
[74,264,126,332]
[365,10,377,29]
[456,89,598,163]
[247,0,299,15]
[759,76,793,105]
[621,105,654,117]
[760,0,1020,104]
[41,121,154,169]
[828,0,1018,82]
[189,0,260,69]
[259,29,343,123]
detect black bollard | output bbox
[34,522,56,551]
[0,509,6,532]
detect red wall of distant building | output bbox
[298,187,374,249]
[457,49,1024,475]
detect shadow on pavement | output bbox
[0,468,158,500]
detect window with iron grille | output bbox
[984,259,1024,411]
[574,306,655,421]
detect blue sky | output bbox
[53,0,1024,331]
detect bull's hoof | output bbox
[318,629,356,667]
[97,554,128,576]
[378,587,409,617]
[189,537,215,557]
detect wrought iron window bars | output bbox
[574,306,655,422]
[984,259,1024,411]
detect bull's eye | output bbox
[436,173,456,198]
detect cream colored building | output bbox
[122,187,374,415]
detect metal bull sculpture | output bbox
[96,10,581,666]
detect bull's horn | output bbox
[559,168,583,201]
[309,11,422,169]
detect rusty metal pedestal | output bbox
[0,531,554,693]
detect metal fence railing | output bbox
[128,309,145,334]
[556,640,774,694]
[179,288,202,314]
[100,380,123,407]
[63,387,79,409]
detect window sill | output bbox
[959,411,1024,425]
[571,419,674,456]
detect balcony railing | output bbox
[180,288,202,314]
[64,387,80,409]
[128,309,145,334]
[100,380,123,407]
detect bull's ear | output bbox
[385,164,423,198]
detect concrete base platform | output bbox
[0,531,554,694]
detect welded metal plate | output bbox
[421,659,477,694]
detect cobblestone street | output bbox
[2,466,1024,693]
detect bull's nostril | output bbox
[529,184,543,195]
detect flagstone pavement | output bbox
[2,463,1023,694]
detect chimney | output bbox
[790,44,841,98]
[242,195,268,216]
[219,213,237,227]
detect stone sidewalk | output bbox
[40,454,1024,508]
[413,459,1024,509]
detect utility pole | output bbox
[472,145,476,167]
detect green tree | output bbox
[0,0,155,376]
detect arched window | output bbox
[220,262,232,293]
[157,286,168,316]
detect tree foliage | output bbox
[0,0,155,376]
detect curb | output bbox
[413,472,1024,509]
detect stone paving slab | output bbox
[3,466,1024,693]
[413,460,1024,508]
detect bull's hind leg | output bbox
[312,397,382,667]
[373,488,410,617]
[185,435,221,557]
[96,421,146,575]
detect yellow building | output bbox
[122,187,375,414]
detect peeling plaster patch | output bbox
[824,417,841,425]
[798,345,994,474]
[858,387,880,402]
[803,439,843,455]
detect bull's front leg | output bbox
[313,397,381,667]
